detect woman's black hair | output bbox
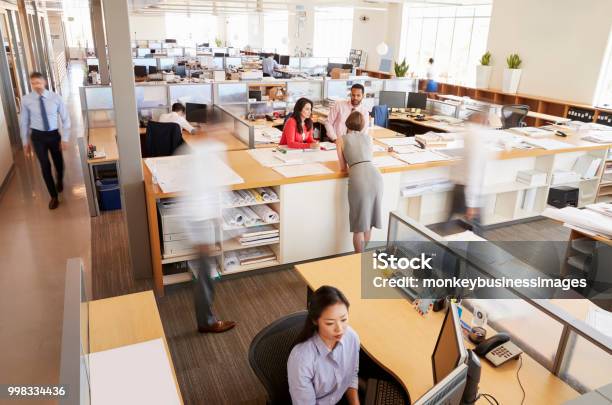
[294,285,350,346]
[291,97,314,134]
[429,58,434,64]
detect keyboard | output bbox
[365,378,407,405]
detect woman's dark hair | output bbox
[428,58,434,64]
[345,111,365,132]
[291,97,314,134]
[294,285,350,346]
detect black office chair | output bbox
[144,121,183,157]
[248,311,307,405]
[501,104,529,129]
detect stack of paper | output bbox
[551,170,581,185]
[582,132,612,144]
[400,179,454,197]
[543,206,612,238]
[236,246,277,266]
[415,132,455,148]
[508,127,551,138]
[378,137,418,148]
[233,225,280,247]
[254,126,282,144]
[586,202,612,218]
[522,138,573,150]
[516,170,547,186]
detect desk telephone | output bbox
[474,332,523,367]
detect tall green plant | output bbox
[506,53,522,69]
[394,59,409,77]
[215,37,223,47]
[480,51,491,66]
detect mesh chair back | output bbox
[501,104,529,129]
[248,311,307,405]
[145,121,183,157]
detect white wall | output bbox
[129,15,166,40]
[351,7,388,70]
[487,0,612,104]
[0,94,13,189]
[288,5,315,55]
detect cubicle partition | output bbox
[214,104,253,148]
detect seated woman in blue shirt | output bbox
[287,286,360,405]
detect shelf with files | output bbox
[222,259,281,275]
[223,236,280,252]
[222,220,280,232]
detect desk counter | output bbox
[295,254,579,404]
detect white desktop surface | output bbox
[89,338,181,405]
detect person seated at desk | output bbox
[279,97,319,149]
[159,103,196,134]
[288,286,360,405]
[262,54,280,78]
[337,112,383,253]
[324,84,371,142]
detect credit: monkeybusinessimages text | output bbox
[370,252,587,292]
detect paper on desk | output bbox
[372,155,405,168]
[247,149,287,167]
[272,163,333,178]
[522,137,573,150]
[89,338,181,405]
[372,144,387,153]
[145,155,243,193]
[379,137,418,147]
[394,150,450,165]
[543,207,612,238]
[586,305,612,337]
[390,145,422,154]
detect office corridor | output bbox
[0,63,91,394]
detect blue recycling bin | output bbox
[96,178,121,211]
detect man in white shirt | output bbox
[159,103,196,134]
[262,54,280,77]
[324,83,371,142]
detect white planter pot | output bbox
[502,68,522,93]
[475,65,492,89]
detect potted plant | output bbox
[475,51,492,89]
[215,37,223,47]
[503,53,522,93]
[394,59,409,77]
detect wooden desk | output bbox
[389,112,491,133]
[88,127,119,164]
[88,291,183,403]
[295,254,578,404]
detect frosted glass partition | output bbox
[300,58,328,75]
[133,58,157,68]
[225,57,242,68]
[87,110,115,128]
[169,84,213,105]
[363,79,384,99]
[85,86,113,110]
[384,78,419,93]
[86,58,99,67]
[289,58,301,69]
[325,80,349,100]
[427,99,459,117]
[216,83,248,104]
[215,104,252,148]
[135,85,168,109]
[287,81,324,103]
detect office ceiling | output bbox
[127,0,491,15]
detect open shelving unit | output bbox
[596,150,612,203]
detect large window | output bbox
[263,12,289,54]
[313,7,354,58]
[399,4,492,85]
[595,29,612,108]
[226,15,249,49]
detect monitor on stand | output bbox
[407,92,428,109]
[379,91,407,109]
[186,103,207,124]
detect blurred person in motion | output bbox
[180,142,236,333]
[447,112,493,235]
[425,58,438,93]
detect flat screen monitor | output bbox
[379,91,406,109]
[432,304,466,384]
[214,52,225,57]
[408,92,428,109]
[249,90,262,102]
[150,49,156,54]
[134,65,147,77]
[165,39,177,43]
[186,103,207,123]
[279,55,290,66]
[88,65,99,73]
[148,66,158,74]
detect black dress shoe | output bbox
[198,320,236,334]
[56,182,63,193]
[48,197,59,210]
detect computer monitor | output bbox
[279,55,290,66]
[186,103,207,123]
[175,65,186,78]
[413,303,469,405]
[165,39,177,44]
[134,65,147,77]
[148,66,158,74]
[379,91,406,109]
[88,65,99,73]
[249,90,262,102]
[408,92,428,109]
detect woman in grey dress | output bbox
[337,111,384,252]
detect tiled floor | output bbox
[0,63,91,398]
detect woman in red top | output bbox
[279,97,319,149]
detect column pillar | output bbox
[90,0,110,84]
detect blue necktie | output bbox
[39,95,50,131]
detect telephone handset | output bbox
[474,332,523,367]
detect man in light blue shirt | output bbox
[20,71,71,209]
[262,54,280,77]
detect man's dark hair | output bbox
[172,103,186,113]
[351,83,365,94]
[429,58,434,64]
[29,72,45,80]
